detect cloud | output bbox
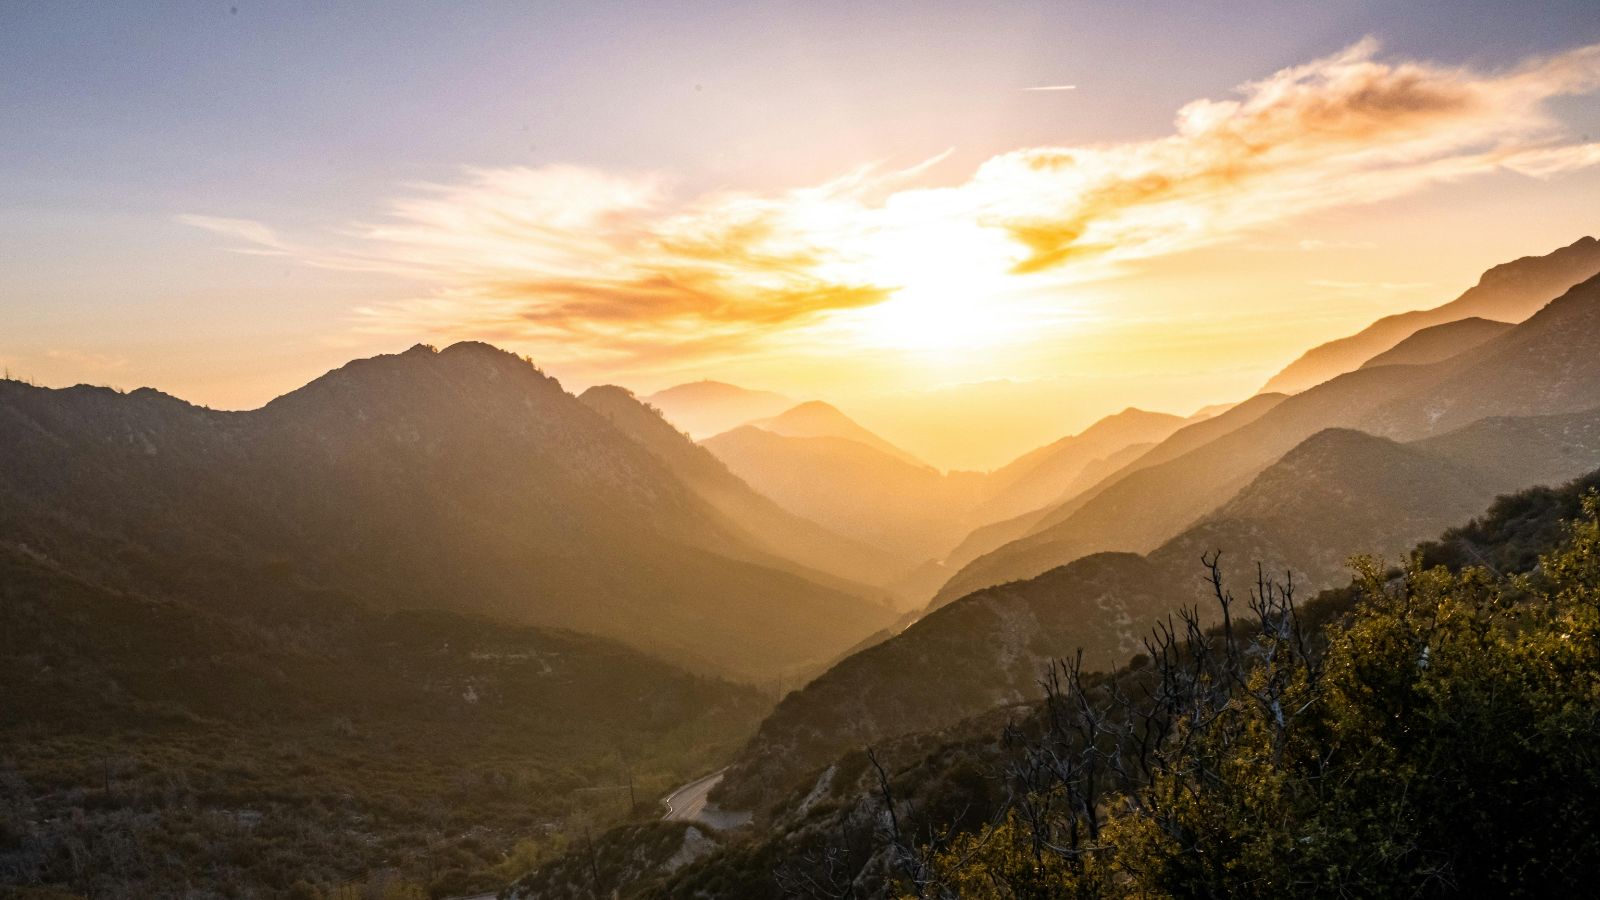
[183,38,1600,369]
[1024,84,1077,92]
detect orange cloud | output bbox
[183,39,1600,369]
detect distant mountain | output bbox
[939,274,1600,606]
[577,385,908,597]
[933,391,1294,606]
[1261,236,1600,395]
[703,425,983,562]
[0,343,895,681]
[1363,271,1600,440]
[643,380,793,438]
[751,400,927,467]
[713,410,1600,810]
[970,408,1188,525]
[1359,317,1511,369]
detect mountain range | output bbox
[0,343,895,681]
[1261,235,1600,394]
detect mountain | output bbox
[970,408,1189,525]
[938,274,1600,607]
[1362,271,1600,440]
[629,466,1600,900]
[932,391,1295,606]
[577,385,907,596]
[0,343,895,681]
[0,524,769,896]
[1261,236,1600,394]
[702,425,984,562]
[643,380,793,438]
[1359,317,1511,369]
[710,410,1600,812]
[750,400,927,467]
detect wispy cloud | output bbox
[1023,84,1077,92]
[183,38,1600,368]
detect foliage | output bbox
[897,494,1600,897]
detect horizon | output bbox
[5,3,1600,467]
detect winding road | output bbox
[661,769,752,830]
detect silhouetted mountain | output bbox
[1363,271,1600,440]
[939,440,1157,576]
[1262,236,1600,394]
[711,410,1600,811]
[971,408,1188,525]
[940,276,1600,605]
[637,467,1600,900]
[577,385,908,598]
[751,400,928,467]
[1359,317,1511,369]
[934,391,1295,605]
[703,425,983,563]
[0,343,894,681]
[643,380,793,438]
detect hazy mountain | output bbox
[577,385,908,597]
[1362,271,1600,440]
[0,343,894,681]
[1359,317,1511,369]
[939,440,1158,576]
[643,380,794,438]
[641,469,1600,900]
[971,408,1188,525]
[940,274,1600,606]
[1261,236,1600,395]
[751,400,928,467]
[933,391,1296,606]
[703,425,983,562]
[712,411,1600,810]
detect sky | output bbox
[4,1,1600,469]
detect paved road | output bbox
[661,769,751,830]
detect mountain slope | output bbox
[1359,316,1512,369]
[713,411,1600,810]
[0,343,894,681]
[703,426,984,562]
[971,408,1188,525]
[1262,236,1600,394]
[1362,271,1600,440]
[643,380,793,438]
[751,400,928,467]
[578,385,907,596]
[940,274,1600,607]
[0,538,768,896]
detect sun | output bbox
[839,214,1030,352]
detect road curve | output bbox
[661,769,751,830]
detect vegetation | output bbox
[896,493,1600,896]
[0,548,767,898]
[528,469,1600,898]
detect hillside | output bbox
[703,425,985,562]
[577,385,908,597]
[971,408,1188,525]
[750,400,928,467]
[1359,316,1511,369]
[0,540,768,897]
[939,275,1600,606]
[712,410,1600,809]
[1362,271,1600,440]
[1261,235,1600,394]
[0,343,895,681]
[642,380,793,438]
